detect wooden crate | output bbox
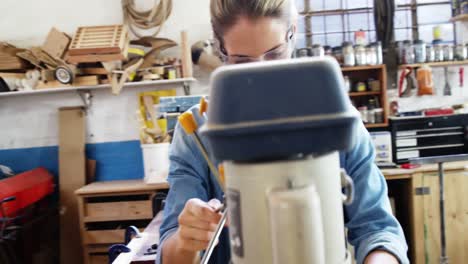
[69,25,128,56]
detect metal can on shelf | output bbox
[355,81,367,92]
[426,44,435,62]
[443,45,454,61]
[342,42,355,66]
[395,41,405,64]
[414,40,426,63]
[296,48,310,57]
[374,108,384,124]
[455,44,467,61]
[355,45,367,66]
[311,44,325,57]
[402,40,414,64]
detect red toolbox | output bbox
[0,167,54,217]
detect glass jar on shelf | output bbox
[402,40,414,64]
[355,45,367,66]
[426,44,435,62]
[443,45,454,61]
[414,40,426,63]
[366,44,378,65]
[312,44,325,57]
[455,44,467,61]
[342,42,355,67]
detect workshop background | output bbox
[1,0,468,264]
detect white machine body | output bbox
[224,152,351,264]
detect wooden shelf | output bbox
[0,78,196,98]
[349,91,381,97]
[341,65,385,72]
[451,14,468,22]
[365,122,389,128]
[399,61,468,69]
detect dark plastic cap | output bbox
[200,57,360,162]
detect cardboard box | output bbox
[58,107,86,264]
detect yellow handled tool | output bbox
[178,112,224,190]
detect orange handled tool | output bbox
[178,112,224,190]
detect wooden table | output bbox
[75,180,169,264]
[382,162,468,264]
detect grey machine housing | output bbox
[200,57,360,162]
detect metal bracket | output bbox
[415,187,430,196]
[77,89,93,113]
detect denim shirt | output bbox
[157,105,409,264]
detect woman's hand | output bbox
[364,250,399,264]
[175,198,223,252]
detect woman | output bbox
[157,1,409,263]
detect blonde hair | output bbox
[210,0,297,43]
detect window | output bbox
[395,0,454,43]
[296,0,376,48]
[296,0,455,48]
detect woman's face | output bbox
[222,16,290,62]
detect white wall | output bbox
[0,0,212,150]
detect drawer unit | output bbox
[390,114,468,164]
[75,180,169,264]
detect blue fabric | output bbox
[157,105,409,264]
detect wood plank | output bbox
[349,91,380,97]
[84,200,152,222]
[341,64,385,72]
[84,230,125,245]
[84,229,143,245]
[59,107,86,264]
[87,245,112,253]
[89,254,108,264]
[451,14,468,22]
[75,180,168,196]
[365,122,388,128]
[36,76,99,89]
[400,60,468,69]
[423,171,442,264]
[444,170,468,263]
[181,30,193,78]
[78,196,91,264]
[42,27,71,59]
[65,52,126,63]
[410,172,425,264]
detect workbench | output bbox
[75,180,169,264]
[381,162,468,264]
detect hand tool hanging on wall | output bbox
[122,0,173,38]
[398,67,416,97]
[443,67,452,96]
[459,67,464,88]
